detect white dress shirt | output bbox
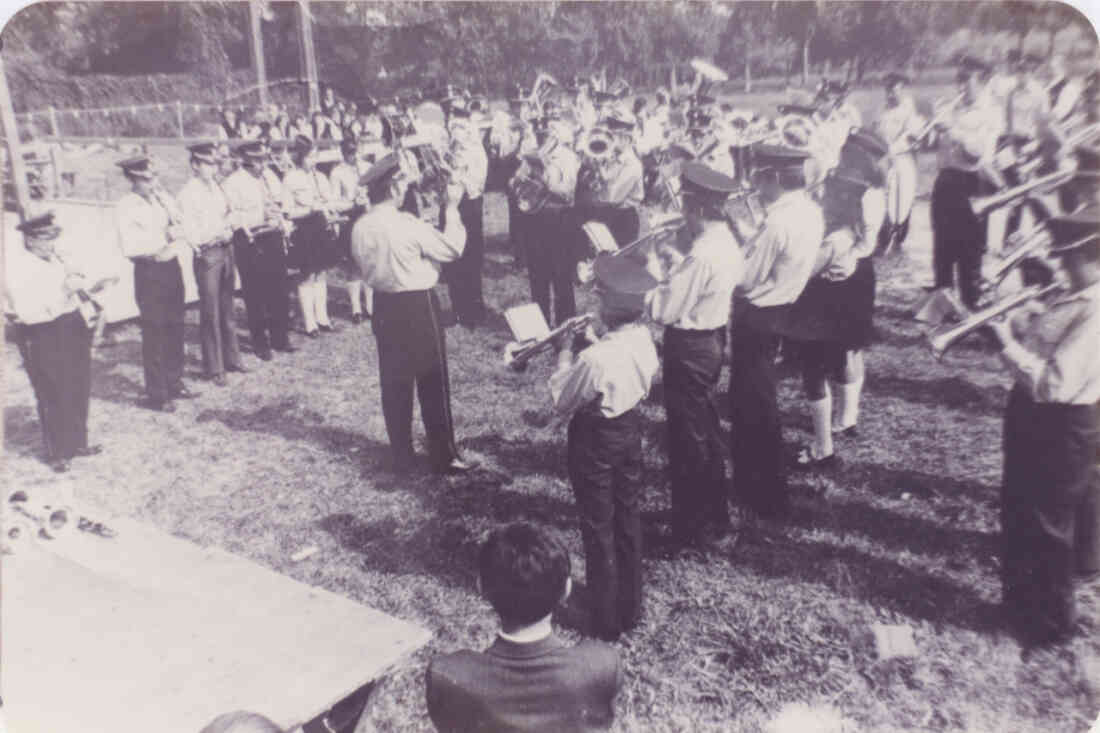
[878,98,926,156]
[646,220,743,330]
[5,248,78,325]
[549,323,659,418]
[221,168,269,232]
[176,176,231,248]
[350,200,466,293]
[738,190,826,307]
[1001,280,1100,405]
[938,96,1004,172]
[328,161,360,204]
[451,132,490,200]
[591,150,644,209]
[116,191,181,260]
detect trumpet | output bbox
[968,167,1078,217]
[927,280,1064,359]
[503,313,595,371]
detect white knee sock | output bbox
[810,388,834,459]
[347,280,363,316]
[314,274,331,327]
[298,279,316,332]
[838,380,863,430]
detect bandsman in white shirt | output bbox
[645,162,744,550]
[6,212,108,472]
[876,72,927,253]
[115,156,197,411]
[442,96,491,328]
[579,106,645,248]
[176,142,246,385]
[549,255,659,639]
[930,56,1005,308]
[512,115,581,328]
[729,143,826,520]
[221,140,295,361]
[350,153,475,476]
[985,201,1100,647]
[330,137,372,325]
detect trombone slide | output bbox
[503,314,595,371]
[968,168,1077,218]
[926,281,1064,359]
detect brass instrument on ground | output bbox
[503,313,596,371]
[968,167,1078,217]
[926,280,1064,359]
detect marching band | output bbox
[8,53,1100,648]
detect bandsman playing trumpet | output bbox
[644,162,744,551]
[984,197,1100,647]
[222,141,296,361]
[116,156,197,412]
[548,256,659,640]
[177,142,247,385]
[511,112,581,327]
[930,55,1005,309]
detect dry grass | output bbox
[5,84,1100,732]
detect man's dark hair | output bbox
[478,522,570,628]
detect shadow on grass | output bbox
[839,460,997,502]
[734,530,1001,633]
[865,373,1007,416]
[462,433,569,479]
[4,404,45,460]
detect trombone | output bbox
[926,279,1064,359]
[969,166,1078,218]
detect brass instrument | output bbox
[769,113,816,149]
[8,490,73,541]
[723,189,767,247]
[503,313,595,371]
[901,91,966,153]
[927,280,1064,359]
[577,217,686,284]
[968,167,1078,217]
[981,223,1053,293]
[578,126,617,195]
[510,137,568,214]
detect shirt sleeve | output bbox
[411,210,466,264]
[116,198,167,259]
[645,254,709,325]
[855,188,887,258]
[1000,302,1100,403]
[548,352,602,415]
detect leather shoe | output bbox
[319,323,337,333]
[272,343,297,353]
[50,458,71,473]
[351,313,363,325]
[257,348,273,361]
[792,447,840,471]
[227,363,249,373]
[74,444,103,457]
[435,456,478,475]
[306,330,319,339]
[212,374,228,387]
[144,398,176,413]
[172,384,200,399]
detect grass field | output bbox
[5,86,1100,732]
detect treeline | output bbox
[1,1,1096,110]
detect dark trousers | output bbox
[729,314,788,518]
[664,327,729,541]
[527,207,577,327]
[1001,386,1100,644]
[193,243,241,376]
[372,289,458,468]
[16,310,93,460]
[134,258,186,403]
[443,196,485,324]
[568,407,644,640]
[930,168,992,309]
[234,231,291,351]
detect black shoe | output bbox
[211,374,228,387]
[272,343,297,353]
[319,323,336,333]
[50,458,71,473]
[306,330,320,339]
[171,384,200,399]
[351,313,363,325]
[832,424,859,439]
[435,456,479,475]
[257,348,273,361]
[74,444,103,458]
[227,363,249,374]
[143,398,177,413]
[792,447,840,471]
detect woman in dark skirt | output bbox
[786,164,885,468]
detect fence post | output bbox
[47,105,59,137]
[175,100,185,137]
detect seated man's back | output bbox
[427,633,620,733]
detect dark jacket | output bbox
[426,633,621,733]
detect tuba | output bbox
[510,136,565,214]
[578,126,617,195]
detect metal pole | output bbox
[176,100,185,137]
[297,0,319,111]
[47,105,59,136]
[0,54,32,219]
[250,0,269,110]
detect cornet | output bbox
[503,313,596,371]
